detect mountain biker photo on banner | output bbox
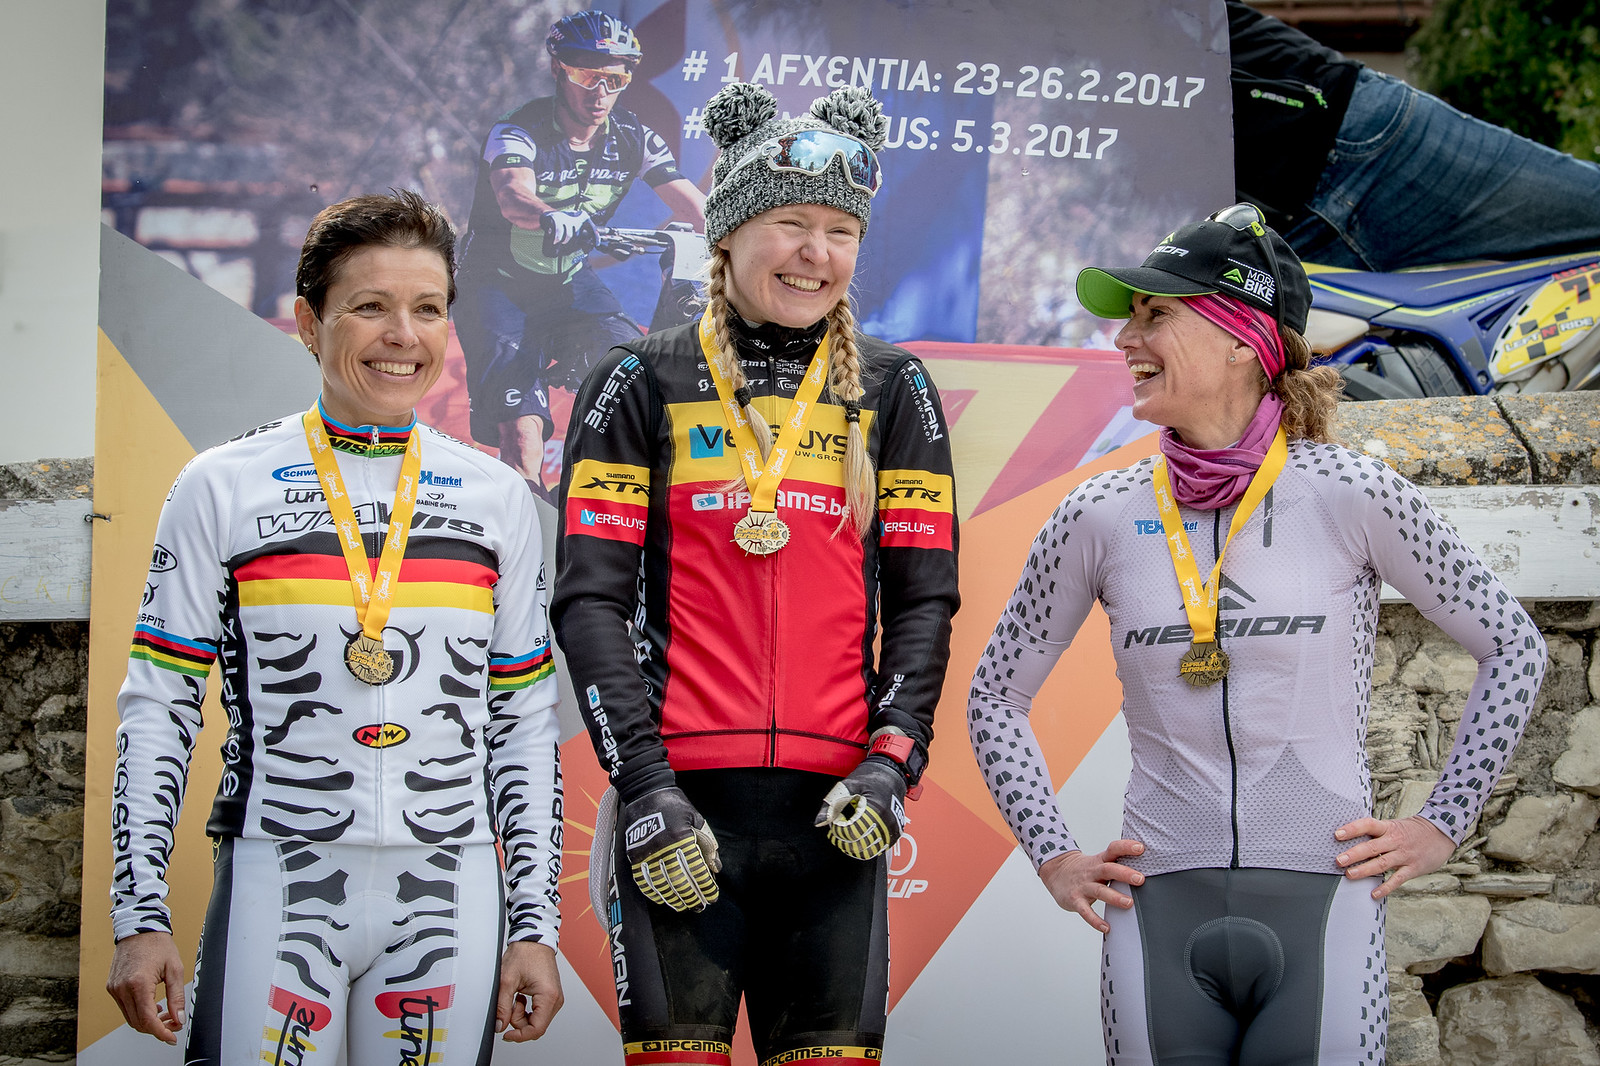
[456,10,707,501]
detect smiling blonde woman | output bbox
[552,82,959,1066]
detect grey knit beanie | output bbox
[703,82,888,248]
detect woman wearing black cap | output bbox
[553,81,958,1066]
[967,205,1545,1061]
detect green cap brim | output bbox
[1076,266,1218,320]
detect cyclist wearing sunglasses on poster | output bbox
[967,204,1546,1063]
[552,82,958,1066]
[456,9,705,500]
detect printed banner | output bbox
[83,1,1230,1062]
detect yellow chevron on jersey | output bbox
[877,469,955,515]
[567,459,652,502]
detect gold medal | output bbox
[303,404,421,690]
[345,632,395,685]
[732,510,791,555]
[697,315,835,556]
[1178,641,1230,687]
[1153,428,1288,692]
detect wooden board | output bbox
[0,498,92,620]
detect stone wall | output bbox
[2,395,1599,1063]
[0,461,93,1065]
[1341,393,1600,1065]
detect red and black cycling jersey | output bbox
[552,316,959,803]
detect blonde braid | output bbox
[706,247,774,460]
[827,298,876,541]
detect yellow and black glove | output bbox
[814,756,909,861]
[623,786,721,911]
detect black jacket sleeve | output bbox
[551,347,676,802]
[866,353,961,781]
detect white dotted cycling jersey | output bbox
[969,440,1546,875]
[112,411,562,944]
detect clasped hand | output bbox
[624,786,722,911]
[815,756,907,861]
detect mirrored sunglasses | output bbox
[724,129,882,195]
[1209,202,1268,237]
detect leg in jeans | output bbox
[1289,68,1600,270]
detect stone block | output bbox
[1367,684,1431,777]
[1339,397,1528,486]
[0,996,73,1028]
[1373,633,1398,686]
[0,991,76,1060]
[1484,794,1600,868]
[1397,635,1480,697]
[1530,601,1600,632]
[1498,392,1600,486]
[0,459,93,501]
[1554,706,1600,794]
[31,731,84,791]
[1386,894,1491,974]
[1387,971,1443,1066]
[1537,632,1590,716]
[1395,779,1440,822]
[0,796,83,845]
[1556,877,1600,905]
[0,935,76,979]
[1397,873,1461,895]
[1482,899,1600,975]
[1437,974,1600,1066]
[1459,873,1554,898]
[1593,635,1600,706]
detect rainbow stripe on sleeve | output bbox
[488,639,555,691]
[129,624,219,677]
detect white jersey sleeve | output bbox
[112,454,231,938]
[481,465,563,944]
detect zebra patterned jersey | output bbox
[112,409,562,944]
[968,440,1546,876]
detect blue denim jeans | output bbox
[1285,69,1600,270]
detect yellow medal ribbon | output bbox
[697,314,831,554]
[301,404,422,684]
[1152,425,1288,687]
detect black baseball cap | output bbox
[1077,203,1311,334]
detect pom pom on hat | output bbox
[703,82,778,149]
[810,86,886,151]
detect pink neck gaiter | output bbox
[1159,393,1285,510]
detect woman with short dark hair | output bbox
[107,190,564,1063]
